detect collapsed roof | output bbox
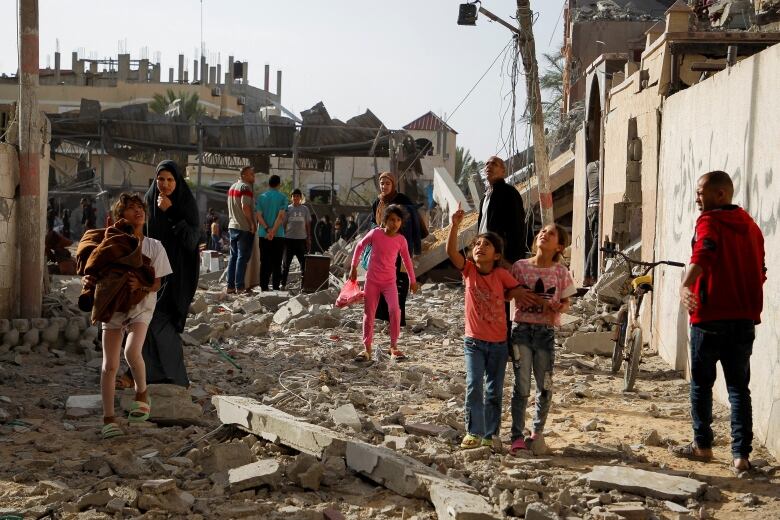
[48,99,421,162]
[570,0,679,22]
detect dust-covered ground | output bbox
[0,276,778,519]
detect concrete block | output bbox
[273,296,307,325]
[228,459,283,492]
[564,332,615,357]
[141,479,177,494]
[65,394,103,418]
[331,404,362,431]
[120,384,203,425]
[198,442,253,473]
[424,474,502,520]
[583,465,706,501]
[524,502,559,520]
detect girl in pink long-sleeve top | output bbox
[350,205,419,361]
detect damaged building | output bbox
[564,2,780,457]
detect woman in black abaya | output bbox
[142,160,200,386]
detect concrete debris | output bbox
[564,331,615,356]
[213,395,500,519]
[524,501,559,520]
[571,0,664,22]
[198,441,254,473]
[3,273,777,520]
[287,454,325,490]
[331,403,362,431]
[120,384,203,425]
[229,459,284,492]
[65,394,103,418]
[592,256,631,304]
[583,465,707,501]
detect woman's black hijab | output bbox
[145,160,200,332]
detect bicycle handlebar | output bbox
[600,247,685,269]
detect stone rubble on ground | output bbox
[0,272,778,519]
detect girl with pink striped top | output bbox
[350,205,419,362]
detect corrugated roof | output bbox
[403,111,458,134]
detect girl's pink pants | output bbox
[362,279,400,348]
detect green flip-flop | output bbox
[101,422,124,439]
[128,397,152,422]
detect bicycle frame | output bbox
[601,244,685,391]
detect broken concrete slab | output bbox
[582,465,707,501]
[404,423,453,437]
[228,459,284,492]
[120,384,203,425]
[331,403,362,431]
[564,332,615,356]
[423,473,501,520]
[254,291,289,310]
[524,502,559,520]
[65,394,102,418]
[141,479,177,494]
[198,442,254,474]
[273,296,307,325]
[213,395,500,520]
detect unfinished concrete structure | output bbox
[569,2,780,282]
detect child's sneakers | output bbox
[460,433,482,450]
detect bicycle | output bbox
[600,243,685,392]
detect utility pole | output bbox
[18,0,44,318]
[515,0,554,225]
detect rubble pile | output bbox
[0,316,100,366]
[571,0,665,22]
[1,274,778,519]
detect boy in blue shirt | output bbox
[256,175,288,291]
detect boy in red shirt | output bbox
[676,170,766,473]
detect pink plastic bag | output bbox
[335,279,364,308]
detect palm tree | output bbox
[455,147,483,194]
[149,89,207,121]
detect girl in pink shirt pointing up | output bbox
[350,205,419,362]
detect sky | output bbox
[0,0,565,161]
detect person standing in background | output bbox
[256,174,288,292]
[281,188,311,289]
[584,161,600,286]
[226,166,257,294]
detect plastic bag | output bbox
[335,279,364,308]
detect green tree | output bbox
[539,51,564,131]
[149,89,207,121]
[454,146,483,194]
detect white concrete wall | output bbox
[654,43,780,457]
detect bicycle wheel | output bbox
[611,308,628,374]
[624,328,643,392]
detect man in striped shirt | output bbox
[226,166,257,294]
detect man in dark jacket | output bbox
[675,170,766,473]
[477,156,527,349]
[477,156,526,264]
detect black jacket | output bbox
[477,178,526,263]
